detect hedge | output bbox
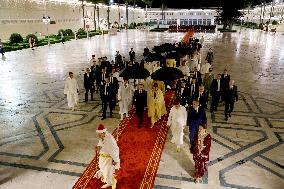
[150,28,168,32]
[3,28,105,52]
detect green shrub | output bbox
[77,28,87,36]
[218,28,237,32]
[64,29,74,36]
[26,34,38,43]
[10,33,23,44]
[3,46,12,52]
[78,35,87,39]
[58,29,65,36]
[150,28,168,32]
[272,20,278,25]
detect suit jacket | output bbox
[187,106,207,128]
[176,87,190,106]
[210,79,222,95]
[84,73,94,89]
[98,72,109,86]
[109,76,119,94]
[192,71,202,86]
[133,90,147,111]
[91,65,101,78]
[100,82,116,100]
[129,51,135,60]
[189,83,199,97]
[224,85,238,102]
[221,74,231,87]
[193,91,209,108]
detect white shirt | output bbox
[105,83,109,95]
[217,80,220,91]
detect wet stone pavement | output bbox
[0,29,283,189]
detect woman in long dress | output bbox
[167,99,187,152]
[148,82,167,128]
[190,124,212,183]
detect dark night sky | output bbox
[115,0,273,9]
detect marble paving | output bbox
[0,29,283,189]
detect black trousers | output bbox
[225,100,235,118]
[102,96,115,118]
[211,91,221,111]
[136,108,144,126]
[85,87,94,101]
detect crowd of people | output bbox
[63,34,239,187]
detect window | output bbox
[184,19,188,25]
[198,19,202,25]
[193,19,197,25]
[203,19,207,25]
[207,19,211,25]
[188,19,193,25]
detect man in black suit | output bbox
[192,67,202,86]
[210,74,222,112]
[176,80,190,107]
[129,48,135,62]
[221,68,230,102]
[91,62,101,93]
[224,80,238,121]
[193,85,209,109]
[189,78,199,96]
[84,68,94,102]
[133,83,147,128]
[100,77,116,120]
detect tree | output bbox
[79,0,108,31]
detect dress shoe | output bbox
[101,117,106,120]
[229,113,231,117]
[225,117,228,121]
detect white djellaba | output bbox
[94,124,120,189]
[64,75,79,111]
[117,81,134,120]
[167,102,187,152]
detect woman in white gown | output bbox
[167,99,187,152]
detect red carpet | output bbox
[73,92,174,189]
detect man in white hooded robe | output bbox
[167,100,187,152]
[94,124,120,189]
[118,79,134,120]
[64,72,79,111]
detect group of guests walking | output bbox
[64,36,239,186]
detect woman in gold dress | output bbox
[148,83,167,128]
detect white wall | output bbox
[0,0,145,40]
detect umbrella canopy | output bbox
[119,66,150,79]
[151,67,184,81]
[145,53,163,62]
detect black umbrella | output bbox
[145,53,163,62]
[151,67,184,81]
[119,66,150,79]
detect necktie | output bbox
[139,90,142,94]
